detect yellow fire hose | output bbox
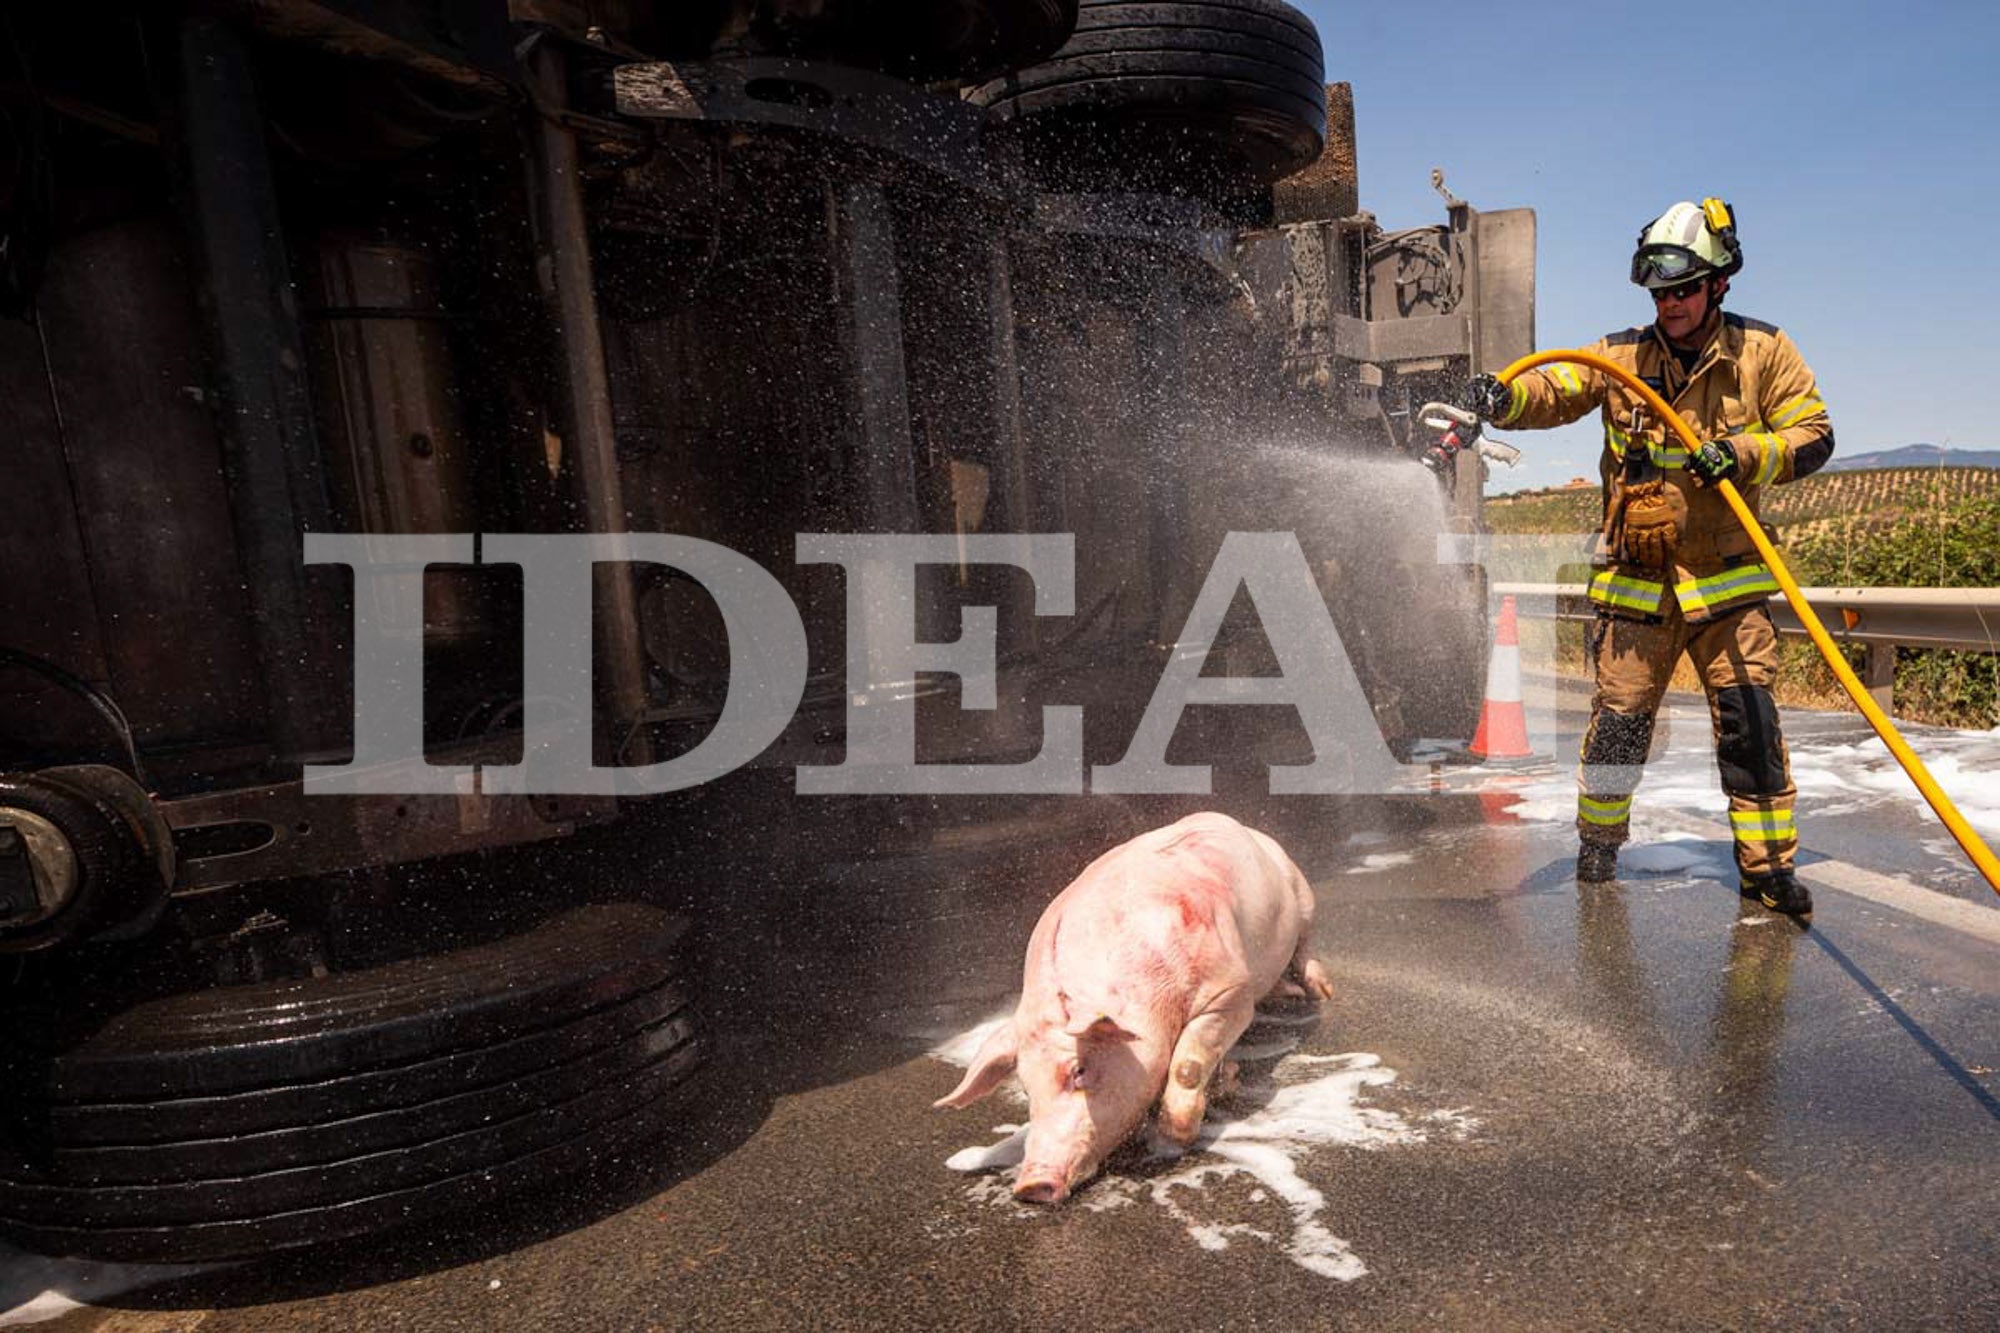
[1496,348,2000,898]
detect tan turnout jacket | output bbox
[1500,311,1833,621]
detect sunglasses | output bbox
[1650,279,1706,304]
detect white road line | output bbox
[1646,809,2000,944]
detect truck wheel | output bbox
[0,766,167,954]
[844,0,1077,81]
[638,0,1077,83]
[0,902,700,1263]
[967,0,1326,191]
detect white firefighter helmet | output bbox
[1630,198,1743,288]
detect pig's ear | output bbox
[933,1021,1019,1109]
[1063,1013,1138,1043]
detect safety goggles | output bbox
[1649,278,1706,304]
[1630,243,1706,287]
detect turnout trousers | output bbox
[1576,598,1798,876]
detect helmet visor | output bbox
[1631,243,1708,288]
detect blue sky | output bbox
[1289,0,2000,493]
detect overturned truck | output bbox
[0,0,1532,1261]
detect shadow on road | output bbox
[1806,929,2000,1124]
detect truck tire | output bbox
[842,0,1077,80]
[967,0,1326,190]
[0,903,700,1263]
[639,0,1077,83]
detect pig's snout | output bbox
[1013,1149,1099,1205]
[1012,1170,1071,1205]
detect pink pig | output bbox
[936,811,1334,1204]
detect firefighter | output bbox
[1460,199,1833,916]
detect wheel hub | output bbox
[0,808,78,930]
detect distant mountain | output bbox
[1823,444,2000,472]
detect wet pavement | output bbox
[7,677,2000,1331]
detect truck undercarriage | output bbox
[0,0,1531,1260]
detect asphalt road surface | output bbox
[6,677,1999,1331]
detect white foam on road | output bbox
[1793,734,2000,840]
[0,1295,79,1329]
[933,1033,1476,1282]
[1345,852,1415,874]
[0,1242,209,1328]
[1616,835,1723,877]
[1467,705,2000,928]
[1492,709,2000,830]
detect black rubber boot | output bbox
[1742,869,1813,916]
[1577,843,1619,882]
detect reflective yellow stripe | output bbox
[1673,563,1781,616]
[1757,438,1785,485]
[1649,438,1690,469]
[1505,379,1528,423]
[1603,422,1690,468]
[1551,365,1585,396]
[1723,424,1785,485]
[1745,432,1786,485]
[1598,407,1694,468]
[1771,394,1824,428]
[1589,569,1666,614]
[1579,795,1633,826]
[1730,810,1798,842]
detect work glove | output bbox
[1461,373,1513,423]
[1620,478,1678,568]
[1688,438,1740,487]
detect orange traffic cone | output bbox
[1468,595,1537,763]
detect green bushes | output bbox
[1780,493,2000,729]
[1487,471,2000,729]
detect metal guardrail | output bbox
[1491,583,2000,711]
